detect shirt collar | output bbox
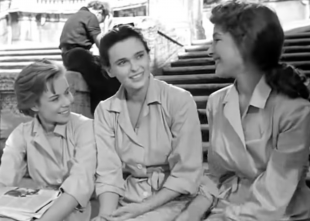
[223,75,272,109]
[80,7,89,12]
[32,116,67,138]
[109,74,161,113]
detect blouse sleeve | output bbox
[225,100,310,221]
[60,118,97,208]
[94,104,125,197]
[163,90,203,195]
[0,124,27,186]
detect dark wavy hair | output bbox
[87,1,109,17]
[210,1,309,100]
[99,24,150,68]
[14,59,65,117]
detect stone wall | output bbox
[0,15,8,45]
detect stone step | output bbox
[171,58,214,67]
[0,55,62,62]
[194,96,209,109]
[185,45,209,52]
[202,142,209,152]
[179,50,310,60]
[191,39,211,46]
[178,51,210,59]
[286,32,310,39]
[283,38,310,46]
[176,83,230,96]
[174,53,310,66]
[191,37,310,46]
[0,49,61,57]
[185,45,310,54]
[281,52,310,61]
[155,74,233,84]
[283,45,310,53]
[201,124,209,141]
[163,65,216,75]
[288,61,310,70]
[163,61,310,75]
[0,45,58,52]
[0,61,62,69]
[198,108,208,124]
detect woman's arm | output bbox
[40,118,97,221]
[37,193,78,221]
[141,91,203,212]
[177,94,220,220]
[98,192,119,216]
[0,124,27,187]
[94,104,125,216]
[224,100,310,221]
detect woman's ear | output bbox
[105,67,115,78]
[30,105,39,113]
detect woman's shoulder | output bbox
[155,78,193,104]
[272,93,310,120]
[208,84,234,107]
[67,112,93,130]
[7,119,34,140]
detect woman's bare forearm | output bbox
[38,193,78,221]
[98,192,120,216]
[140,188,180,213]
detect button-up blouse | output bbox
[94,75,203,203]
[201,76,310,221]
[0,113,96,221]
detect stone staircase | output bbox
[0,30,310,158]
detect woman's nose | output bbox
[207,44,214,57]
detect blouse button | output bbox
[137,164,143,169]
[143,191,149,198]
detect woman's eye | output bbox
[137,54,144,59]
[51,97,59,102]
[118,61,126,66]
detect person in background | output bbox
[92,25,203,221]
[59,0,120,114]
[176,1,310,221]
[0,60,97,221]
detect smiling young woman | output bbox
[0,60,97,221]
[92,25,203,221]
[176,1,310,221]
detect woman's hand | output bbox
[107,203,146,221]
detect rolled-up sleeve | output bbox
[0,124,27,186]
[60,119,96,208]
[94,104,125,197]
[163,90,203,195]
[225,101,310,221]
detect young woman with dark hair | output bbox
[93,25,203,221]
[177,1,310,221]
[0,60,96,221]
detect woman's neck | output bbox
[37,115,56,133]
[235,66,264,97]
[125,77,150,103]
